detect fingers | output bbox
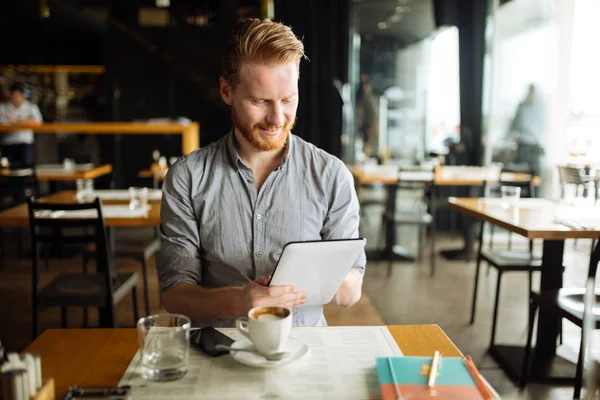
[252,290,307,309]
[265,285,295,297]
[277,291,307,308]
[255,276,271,286]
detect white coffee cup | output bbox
[236,306,292,355]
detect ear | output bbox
[219,77,233,106]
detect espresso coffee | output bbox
[250,306,290,321]
[237,306,292,355]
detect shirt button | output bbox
[255,252,262,258]
[256,214,262,220]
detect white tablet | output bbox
[269,238,367,306]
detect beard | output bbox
[231,104,295,152]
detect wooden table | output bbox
[0,164,113,181]
[0,122,200,155]
[449,197,600,383]
[350,165,542,269]
[25,325,461,398]
[0,190,160,228]
[138,164,168,188]
[349,165,541,187]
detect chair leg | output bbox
[82,254,89,327]
[520,296,538,389]
[0,228,4,271]
[132,286,140,326]
[43,247,50,271]
[61,307,68,328]
[83,308,89,328]
[490,271,504,347]
[32,303,39,340]
[470,253,483,325]
[489,224,495,250]
[429,222,436,277]
[418,225,425,264]
[141,258,151,316]
[574,327,586,399]
[470,222,486,324]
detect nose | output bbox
[267,102,284,127]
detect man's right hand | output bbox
[238,276,306,314]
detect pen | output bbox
[428,351,441,389]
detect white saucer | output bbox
[229,337,309,368]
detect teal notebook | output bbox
[376,356,487,399]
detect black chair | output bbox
[380,170,434,276]
[0,168,39,209]
[83,228,160,317]
[28,198,139,339]
[558,165,596,201]
[469,176,543,349]
[487,171,536,251]
[0,168,39,268]
[521,241,600,399]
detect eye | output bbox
[282,98,293,104]
[250,99,265,105]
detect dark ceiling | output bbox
[354,0,435,45]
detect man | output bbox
[0,82,43,167]
[157,18,366,327]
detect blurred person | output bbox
[0,82,43,167]
[356,73,379,157]
[505,84,545,175]
[157,19,366,327]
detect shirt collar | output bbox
[225,129,294,172]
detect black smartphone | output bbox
[190,327,235,357]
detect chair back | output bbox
[27,198,116,306]
[558,165,589,185]
[0,168,39,210]
[496,165,536,198]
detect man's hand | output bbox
[238,276,306,314]
[7,114,16,123]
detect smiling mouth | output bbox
[260,127,282,136]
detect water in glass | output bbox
[138,314,190,381]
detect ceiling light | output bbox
[156,0,170,7]
[378,22,387,29]
[395,6,404,13]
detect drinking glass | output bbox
[128,187,140,210]
[63,158,75,171]
[500,186,521,208]
[138,187,149,208]
[85,179,94,196]
[75,179,86,201]
[137,314,191,381]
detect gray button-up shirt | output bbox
[156,131,366,327]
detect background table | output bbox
[449,197,600,383]
[0,190,160,228]
[25,325,461,398]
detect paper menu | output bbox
[119,326,403,399]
